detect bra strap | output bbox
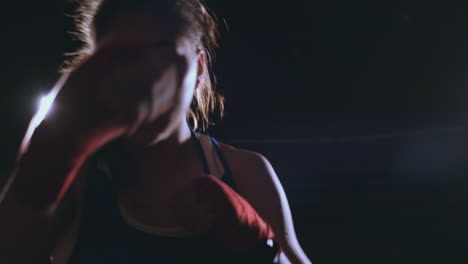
[189,127,211,175]
[209,137,238,190]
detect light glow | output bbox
[19,76,65,156]
[19,92,58,155]
[36,94,55,122]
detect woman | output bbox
[0,0,311,263]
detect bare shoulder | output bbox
[216,142,280,200]
[218,142,274,178]
[218,142,312,264]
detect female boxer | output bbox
[0,0,311,263]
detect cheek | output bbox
[179,58,198,109]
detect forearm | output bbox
[279,240,312,264]
[13,103,124,213]
[278,252,291,264]
[0,162,79,264]
[0,181,58,264]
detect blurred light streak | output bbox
[18,74,68,157]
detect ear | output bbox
[195,49,206,91]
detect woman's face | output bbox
[96,11,203,144]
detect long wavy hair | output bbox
[62,0,224,132]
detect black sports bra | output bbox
[63,129,278,264]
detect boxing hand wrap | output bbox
[191,176,276,256]
[12,113,126,214]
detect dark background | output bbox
[1,0,467,263]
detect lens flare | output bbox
[36,94,54,121]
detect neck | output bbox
[122,121,201,186]
[126,121,193,158]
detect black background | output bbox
[1,0,467,263]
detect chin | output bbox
[128,128,171,147]
[127,132,165,147]
[127,116,182,147]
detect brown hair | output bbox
[63,0,224,131]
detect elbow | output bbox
[275,238,312,264]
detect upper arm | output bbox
[0,162,87,263]
[222,145,311,264]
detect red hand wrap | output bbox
[12,117,125,213]
[192,176,275,254]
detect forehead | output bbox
[96,11,195,48]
